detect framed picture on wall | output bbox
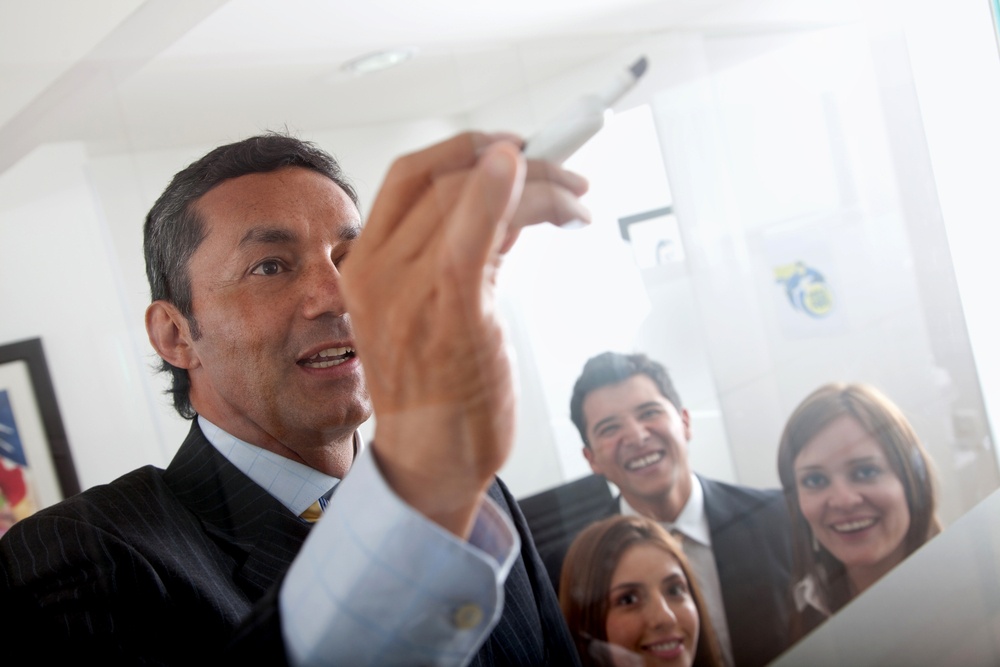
[0,338,79,536]
[618,206,686,270]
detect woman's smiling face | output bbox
[604,543,699,667]
[794,415,911,591]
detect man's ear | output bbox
[582,445,601,475]
[680,407,692,441]
[146,300,199,370]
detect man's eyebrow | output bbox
[238,227,296,247]
[237,224,361,249]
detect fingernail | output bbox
[567,172,589,194]
[561,218,589,230]
[482,147,517,178]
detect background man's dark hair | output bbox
[143,132,359,419]
[569,351,683,447]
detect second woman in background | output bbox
[777,382,941,639]
[559,514,723,667]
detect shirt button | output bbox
[453,603,483,629]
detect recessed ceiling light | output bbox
[341,48,418,75]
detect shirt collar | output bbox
[198,415,358,516]
[620,473,712,547]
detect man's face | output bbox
[177,166,371,460]
[582,374,692,519]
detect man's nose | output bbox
[622,419,650,446]
[301,260,347,319]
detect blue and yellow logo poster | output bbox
[763,235,847,339]
[774,261,835,319]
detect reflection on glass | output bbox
[501,20,997,523]
[495,8,999,660]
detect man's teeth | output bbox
[832,518,876,533]
[625,451,665,470]
[303,347,354,368]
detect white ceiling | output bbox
[0,0,857,174]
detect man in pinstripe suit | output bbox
[0,132,589,665]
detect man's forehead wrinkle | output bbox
[238,226,297,247]
[235,218,359,248]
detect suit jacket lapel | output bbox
[163,422,310,600]
[700,477,741,613]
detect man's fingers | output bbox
[443,142,525,274]
[524,160,589,197]
[382,156,591,263]
[362,132,515,250]
[349,132,591,290]
[368,170,467,266]
[507,159,591,238]
[498,186,592,254]
[511,178,592,229]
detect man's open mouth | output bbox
[624,451,665,471]
[300,346,355,368]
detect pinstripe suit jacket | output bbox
[0,422,579,666]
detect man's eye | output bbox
[596,425,619,438]
[251,260,284,276]
[799,472,828,490]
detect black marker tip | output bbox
[630,56,648,80]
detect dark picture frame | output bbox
[617,205,686,269]
[0,338,79,529]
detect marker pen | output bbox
[524,56,648,164]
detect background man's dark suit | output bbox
[527,474,793,667]
[0,422,580,666]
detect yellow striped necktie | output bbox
[299,490,332,523]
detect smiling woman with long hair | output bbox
[559,515,723,667]
[777,382,941,640]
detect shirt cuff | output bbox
[280,446,519,666]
